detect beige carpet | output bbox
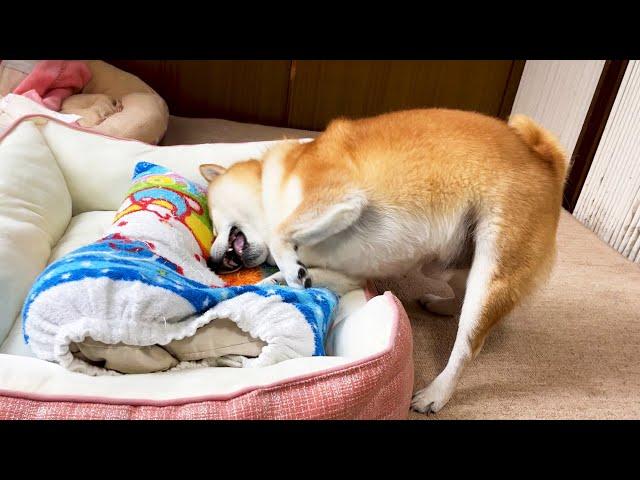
[375,211,640,419]
[162,119,640,420]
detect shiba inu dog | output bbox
[200,108,568,413]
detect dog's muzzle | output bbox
[208,227,246,274]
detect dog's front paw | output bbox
[411,376,454,414]
[282,261,312,289]
[257,272,284,286]
[257,264,313,289]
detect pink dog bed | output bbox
[0,116,414,420]
[0,290,412,420]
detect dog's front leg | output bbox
[267,237,311,289]
[268,191,367,289]
[259,268,362,296]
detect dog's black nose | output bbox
[206,256,218,271]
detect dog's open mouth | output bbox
[216,227,247,274]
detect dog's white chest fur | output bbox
[297,204,468,280]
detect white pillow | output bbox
[0,121,71,341]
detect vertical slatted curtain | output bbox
[574,60,640,263]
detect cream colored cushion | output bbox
[164,319,266,361]
[0,121,71,342]
[60,61,169,145]
[72,341,180,374]
[73,320,266,374]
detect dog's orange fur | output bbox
[275,109,565,277]
[201,108,568,413]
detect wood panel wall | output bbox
[110,60,524,131]
[110,60,292,124]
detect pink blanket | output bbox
[13,60,91,111]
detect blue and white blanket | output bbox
[22,234,338,374]
[21,161,339,375]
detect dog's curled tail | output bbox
[508,114,569,182]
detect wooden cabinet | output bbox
[111,60,524,130]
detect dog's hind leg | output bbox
[419,268,469,316]
[411,215,555,414]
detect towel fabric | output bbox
[21,162,338,375]
[13,60,91,112]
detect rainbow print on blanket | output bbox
[114,162,213,259]
[21,162,338,374]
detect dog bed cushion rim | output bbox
[0,293,414,419]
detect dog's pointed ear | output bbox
[199,164,227,182]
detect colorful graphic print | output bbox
[114,162,213,257]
